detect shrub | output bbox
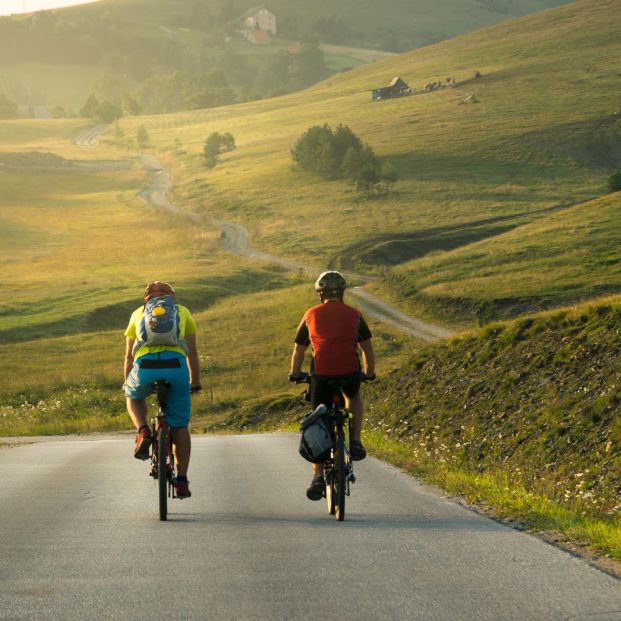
[137,125,149,147]
[96,100,123,123]
[608,170,621,193]
[203,132,236,167]
[292,124,397,196]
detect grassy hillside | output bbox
[362,296,621,559]
[117,0,620,325]
[0,116,407,433]
[0,0,570,112]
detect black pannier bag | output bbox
[299,404,332,463]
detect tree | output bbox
[380,161,399,184]
[204,68,229,88]
[203,132,221,167]
[0,94,18,119]
[80,93,99,118]
[268,50,293,85]
[291,124,386,187]
[333,124,363,166]
[349,148,381,196]
[220,132,236,152]
[122,92,141,116]
[341,146,364,181]
[608,170,621,193]
[203,132,236,167]
[291,43,328,88]
[96,100,123,123]
[52,105,66,118]
[291,124,336,177]
[137,125,149,147]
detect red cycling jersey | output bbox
[295,301,372,376]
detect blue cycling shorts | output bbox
[123,352,191,427]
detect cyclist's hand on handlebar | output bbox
[190,384,202,394]
[288,371,309,383]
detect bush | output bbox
[292,123,397,196]
[608,170,621,193]
[96,100,123,123]
[80,94,122,122]
[292,123,366,180]
[137,125,149,148]
[203,132,236,167]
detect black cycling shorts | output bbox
[310,373,361,409]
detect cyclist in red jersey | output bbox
[289,271,375,501]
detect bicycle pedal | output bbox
[349,474,356,483]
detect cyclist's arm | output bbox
[359,338,375,377]
[185,333,201,388]
[124,337,135,379]
[290,343,307,376]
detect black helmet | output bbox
[314,271,346,294]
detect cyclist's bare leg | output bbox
[126,397,148,429]
[171,426,191,476]
[312,463,324,477]
[345,393,363,442]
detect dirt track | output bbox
[211,221,454,341]
[74,125,455,342]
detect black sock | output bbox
[176,475,188,483]
[138,424,149,433]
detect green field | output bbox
[1,0,620,561]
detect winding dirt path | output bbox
[74,127,455,342]
[211,221,454,341]
[137,155,201,222]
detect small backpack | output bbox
[299,404,333,463]
[132,295,186,355]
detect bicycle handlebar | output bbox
[289,372,310,384]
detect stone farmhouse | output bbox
[235,6,277,43]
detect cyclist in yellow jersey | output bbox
[123,281,202,499]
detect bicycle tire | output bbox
[158,427,168,521]
[335,425,346,521]
[325,466,336,515]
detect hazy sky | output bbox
[0,0,101,16]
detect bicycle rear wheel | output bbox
[325,466,336,515]
[334,426,346,521]
[158,427,168,521]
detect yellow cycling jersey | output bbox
[124,304,197,359]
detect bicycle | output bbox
[324,379,356,521]
[148,380,201,521]
[149,380,176,521]
[295,375,356,521]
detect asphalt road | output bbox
[1,434,619,621]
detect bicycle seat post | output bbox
[153,380,171,413]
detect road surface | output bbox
[1,434,619,620]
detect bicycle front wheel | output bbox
[335,426,346,521]
[158,427,168,521]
